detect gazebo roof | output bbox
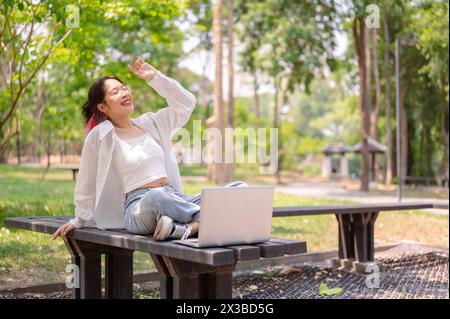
[322,144,352,155]
[321,138,387,155]
[351,137,387,153]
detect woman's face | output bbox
[98,79,134,119]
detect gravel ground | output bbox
[233,252,448,299]
[1,242,448,299]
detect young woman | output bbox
[52,57,246,241]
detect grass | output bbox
[0,163,448,286]
[180,163,310,185]
[371,188,449,200]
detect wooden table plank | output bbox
[273,202,436,217]
[433,203,450,210]
[225,245,261,261]
[269,238,307,255]
[255,241,285,258]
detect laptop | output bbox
[173,185,274,248]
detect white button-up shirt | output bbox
[68,71,196,229]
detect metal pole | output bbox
[395,38,402,202]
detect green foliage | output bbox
[410,0,449,99]
[235,0,341,92]
[1,0,192,160]
[1,0,448,181]
[289,79,360,146]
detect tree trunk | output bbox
[46,130,52,168]
[424,123,433,177]
[0,138,10,163]
[440,106,449,181]
[60,140,64,164]
[277,85,289,185]
[252,70,260,118]
[0,118,10,163]
[0,147,9,163]
[400,88,408,181]
[273,76,282,184]
[273,76,288,184]
[383,12,393,185]
[199,35,212,122]
[63,139,67,162]
[16,110,21,165]
[31,80,47,163]
[207,0,227,184]
[353,17,371,191]
[0,115,15,163]
[227,0,234,129]
[223,0,234,183]
[370,28,381,140]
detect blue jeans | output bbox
[123,181,248,235]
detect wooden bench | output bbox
[67,167,79,181]
[404,176,449,187]
[54,166,79,181]
[4,216,307,299]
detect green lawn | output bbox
[0,163,448,285]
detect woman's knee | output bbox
[140,187,171,212]
[125,212,157,235]
[139,186,200,224]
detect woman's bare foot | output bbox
[187,221,199,237]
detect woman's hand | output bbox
[128,56,158,81]
[51,223,76,240]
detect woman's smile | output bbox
[121,97,132,106]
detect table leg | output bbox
[335,214,355,260]
[71,240,102,299]
[353,212,379,262]
[161,257,236,299]
[150,254,173,299]
[105,247,134,299]
[334,212,381,273]
[63,237,80,299]
[200,270,233,299]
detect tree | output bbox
[207,0,229,184]
[352,12,371,191]
[1,0,188,165]
[383,9,393,185]
[370,27,381,141]
[224,0,234,182]
[410,0,449,180]
[235,0,340,183]
[0,1,72,162]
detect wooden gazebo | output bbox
[350,137,387,181]
[321,144,352,179]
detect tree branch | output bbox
[0,4,13,51]
[0,29,73,129]
[18,4,40,88]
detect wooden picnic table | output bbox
[273,202,448,272]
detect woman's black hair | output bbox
[82,76,123,124]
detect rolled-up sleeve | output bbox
[146,71,197,137]
[68,135,98,228]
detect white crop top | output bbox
[113,132,168,193]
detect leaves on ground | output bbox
[319,283,344,296]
